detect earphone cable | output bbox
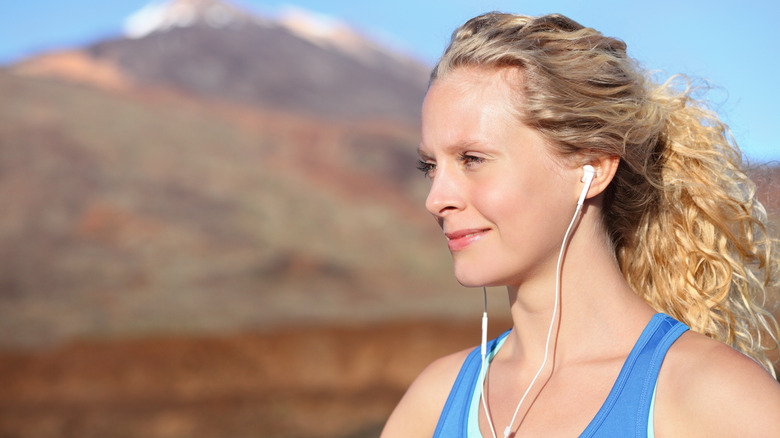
[481,203,584,438]
[480,286,497,438]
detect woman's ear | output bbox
[584,155,620,200]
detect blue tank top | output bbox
[432,313,688,437]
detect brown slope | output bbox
[0,319,514,438]
[9,49,135,91]
[0,70,489,349]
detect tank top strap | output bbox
[580,313,688,437]
[433,330,511,437]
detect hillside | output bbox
[0,70,501,350]
[0,320,515,438]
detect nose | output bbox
[425,167,465,218]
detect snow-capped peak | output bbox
[276,6,402,67]
[124,0,260,39]
[276,6,359,48]
[122,0,426,73]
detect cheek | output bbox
[474,181,533,228]
[476,174,574,243]
[474,171,544,220]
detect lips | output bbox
[445,228,489,251]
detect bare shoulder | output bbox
[655,330,780,437]
[380,347,473,438]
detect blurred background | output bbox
[0,1,777,437]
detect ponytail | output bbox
[618,78,780,376]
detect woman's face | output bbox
[418,68,581,288]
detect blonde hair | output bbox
[433,12,780,376]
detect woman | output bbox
[382,12,780,437]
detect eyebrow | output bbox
[417,140,486,159]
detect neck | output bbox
[499,211,654,367]
[480,205,656,438]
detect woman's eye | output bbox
[460,154,484,167]
[416,160,436,177]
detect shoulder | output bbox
[655,330,780,437]
[380,346,474,438]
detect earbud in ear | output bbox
[581,165,596,183]
[577,165,596,206]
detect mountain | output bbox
[12,0,430,124]
[0,8,477,434]
[0,1,476,350]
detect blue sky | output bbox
[1,0,778,162]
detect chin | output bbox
[452,260,520,289]
[453,265,497,288]
[455,277,483,288]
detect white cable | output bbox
[480,286,497,438]
[481,306,497,438]
[481,204,584,438]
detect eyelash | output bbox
[416,160,435,176]
[416,154,485,177]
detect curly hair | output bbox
[432,12,780,376]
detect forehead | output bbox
[420,67,523,151]
[419,67,568,171]
[428,67,522,106]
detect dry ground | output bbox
[0,319,513,438]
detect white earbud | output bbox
[577,164,596,207]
